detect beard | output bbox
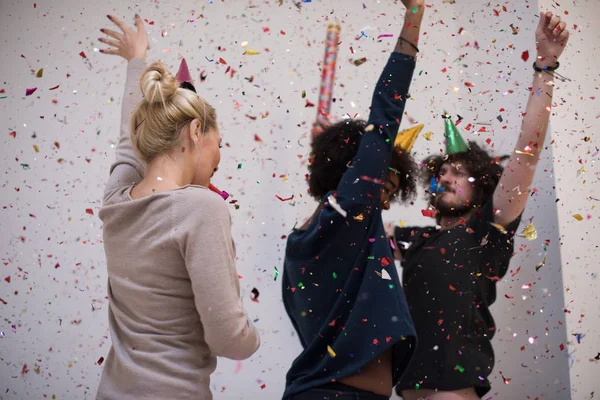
[433,193,473,218]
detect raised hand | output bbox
[535,11,569,68]
[98,14,149,61]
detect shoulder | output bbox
[173,186,231,222]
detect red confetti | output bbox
[26,88,37,96]
[254,134,263,142]
[49,85,60,90]
[275,194,294,201]
[560,343,565,351]
[263,27,270,33]
[9,131,16,138]
[0,298,7,304]
[260,384,266,390]
[381,257,391,267]
[85,208,94,215]
[521,50,529,62]
[373,338,379,345]
[505,294,514,299]
[421,209,436,218]
[280,30,286,35]
[4,276,10,283]
[305,100,315,107]
[464,82,475,88]
[79,51,87,59]
[328,319,336,326]
[97,357,104,365]
[22,364,29,375]
[449,285,457,291]
[219,57,227,64]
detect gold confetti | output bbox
[33,144,40,153]
[353,213,365,222]
[522,223,538,241]
[572,214,583,221]
[245,50,260,55]
[442,0,455,3]
[36,68,44,78]
[535,257,546,271]
[353,58,367,66]
[489,222,507,234]
[399,220,405,228]
[515,150,534,156]
[302,90,306,98]
[423,131,433,141]
[327,345,336,358]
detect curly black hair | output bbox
[420,140,509,208]
[308,118,417,203]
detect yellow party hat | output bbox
[394,124,424,152]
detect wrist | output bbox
[535,55,558,69]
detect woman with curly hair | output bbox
[280,1,426,399]
[391,11,571,400]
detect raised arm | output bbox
[99,14,149,202]
[493,12,569,227]
[334,2,424,208]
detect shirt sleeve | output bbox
[175,188,260,360]
[332,52,416,211]
[102,58,148,204]
[468,201,522,278]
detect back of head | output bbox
[130,61,218,163]
[420,140,508,207]
[308,119,366,200]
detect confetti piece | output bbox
[572,214,583,221]
[421,209,436,218]
[26,87,37,96]
[327,345,336,357]
[515,149,534,156]
[489,222,507,234]
[245,50,260,55]
[276,194,294,201]
[381,269,391,280]
[250,288,260,302]
[327,195,347,218]
[449,284,457,291]
[521,223,538,240]
[464,82,475,88]
[85,208,94,216]
[377,34,394,39]
[535,257,546,271]
[423,131,433,140]
[97,357,104,365]
[521,50,529,62]
[274,267,279,281]
[455,364,465,373]
[352,58,367,66]
[36,68,43,78]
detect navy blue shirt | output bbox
[282,52,417,398]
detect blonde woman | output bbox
[96,14,259,399]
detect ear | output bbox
[188,119,202,145]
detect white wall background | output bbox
[1,0,598,399]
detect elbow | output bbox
[207,322,260,361]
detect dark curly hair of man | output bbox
[308,118,418,203]
[420,140,509,207]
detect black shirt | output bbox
[394,201,521,397]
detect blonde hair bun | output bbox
[140,61,178,104]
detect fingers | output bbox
[547,14,561,32]
[555,21,567,36]
[557,27,570,42]
[134,14,146,33]
[100,28,123,41]
[98,37,120,48]
[107,14,130,34]
[99,48,120,56]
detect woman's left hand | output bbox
[535,11,569,68]
[99,14,149,61]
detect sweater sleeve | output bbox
[102,58,148,204]
[175,188,260,360]
[333,52,416,210]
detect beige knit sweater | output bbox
[96,58,260,400]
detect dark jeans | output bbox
[287,382,389,400]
